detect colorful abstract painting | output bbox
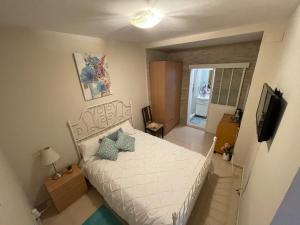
[74,52,111,101]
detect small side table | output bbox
[44,164,87,212]
[214,114,239,154]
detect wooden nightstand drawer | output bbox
[50,180,87,211]
[50,175,84,199]
[45,164,87,212]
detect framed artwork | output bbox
[73,52,112,101]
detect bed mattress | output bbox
[81,130,206,225]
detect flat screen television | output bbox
[256,83,282,142]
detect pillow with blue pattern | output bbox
[115,131,135,152]
[106,128,123,141]
[98,128,123,143]
[97,137,119,161]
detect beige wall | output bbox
[206,104,236,134]
[0,27,149,205]
[0,149,35,225]
[237,5,300,225]
[234,30,285,167]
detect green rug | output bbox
[82,205,122,225]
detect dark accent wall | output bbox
[147,41,261,123]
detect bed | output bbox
[68,100,216,225]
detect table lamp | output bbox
[40,147,62,180]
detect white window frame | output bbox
[189,63,249,107]
[189,63,249,69]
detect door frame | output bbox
[187,68,195,125]
[186,67,215,130]
[186,62,250,131]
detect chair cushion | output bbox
[146,122,163,132]
[115,131,135,152]
[97,137,119,161]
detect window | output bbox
[211,67,246,106]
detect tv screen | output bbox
[256,85,272,130]
[256,84,282,142]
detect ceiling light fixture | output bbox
[130,9,163,29]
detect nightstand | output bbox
[44,164,87,212]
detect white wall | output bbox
[206,104,236,134]
[0,149,35,225]
[146,23,272,49]
[234,26,285,166]
[0,27,149,205]
[237,5,300,225]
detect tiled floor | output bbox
[165,125,214,155]
[187,155,241,225]
[165,125,242,225]
[42,187,103,225]
[190,116,207,129]
[41,125,242,225]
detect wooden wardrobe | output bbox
[149,61,182,135]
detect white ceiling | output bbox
[0,0,299,43]
[154,32,263,51]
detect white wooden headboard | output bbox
[67,100,133,160]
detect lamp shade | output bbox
[40,147,60,166]
[130,9,163,29]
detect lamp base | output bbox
[51,172,62,180]
[50,163,62,180]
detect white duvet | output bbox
[82,130,206,225]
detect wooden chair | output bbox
[142,106,164,138]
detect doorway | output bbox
[187,68,214,129]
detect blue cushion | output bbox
[97,137,118,161]
[98,128,123,143]
[106,128,123,142]
[115,131,135,152]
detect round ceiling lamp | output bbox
[130,9,163,29]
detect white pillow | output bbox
[79,133,105,162]
[119,120,136,135]
[79,120,135,161]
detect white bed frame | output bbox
[172,137,216,225]
[67,100,133,160]
[68,100,216,225]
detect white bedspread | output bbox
[82,130,206,225]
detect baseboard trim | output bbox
[235,166,245,225]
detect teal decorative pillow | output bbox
[97,137,119,161]
[98,128,123,143]
[115,131,135,152]
[106,128,123,142]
